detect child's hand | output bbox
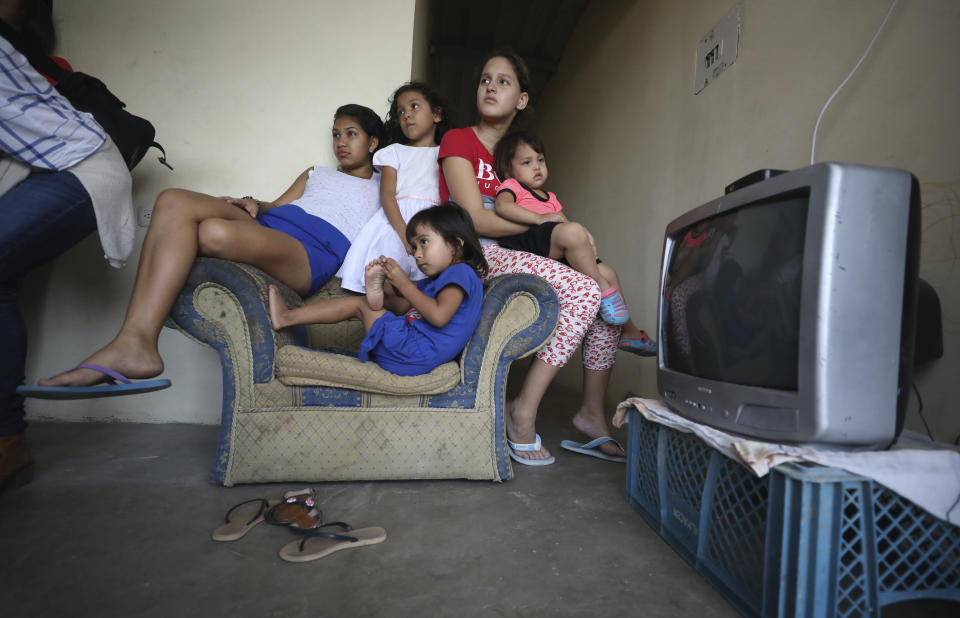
[381,257,412,288]
[538,213,567,224]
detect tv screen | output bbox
[656,163,920,449]
[663,190,808,391]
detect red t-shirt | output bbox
[438,127,501,202]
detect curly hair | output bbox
[384,81,452,146]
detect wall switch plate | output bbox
[694,5,740,94]
[137,206,152,228]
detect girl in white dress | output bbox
[338,82,451,292]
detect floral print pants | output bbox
[482,245,620,370]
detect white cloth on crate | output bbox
[620,397,960,526]
[337,144,441,293]
[290,165,381,243]
[1,37,133,268]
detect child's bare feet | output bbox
[268,285,291,330]
[365,261,387,311]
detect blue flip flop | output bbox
[17,364,171,400]
[508,433,555,466]
[560,437,627,463]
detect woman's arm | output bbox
[442,157,528,237]
[222,167,310,217]
[494,191,566,225]
[383,259,464,327]
[379,166,412,253]
[271,167,311,206]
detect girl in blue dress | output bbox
[268,203,488,376]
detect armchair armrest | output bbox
[169,257,306,384]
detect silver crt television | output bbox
[657,162,920,449]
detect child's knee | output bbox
[555,222,590,247]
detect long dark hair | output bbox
[407,203,488,279]
[476,47,533,126]
[334,104,384,156]
[385,81,452,146]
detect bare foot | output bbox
[267,285,290,330]
[572,410,625,457]
[505,399,552,461]
[38,338,164,387]
[365,262,387,311]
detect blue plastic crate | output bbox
[625,408,960,617]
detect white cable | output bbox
[810,0,899,165]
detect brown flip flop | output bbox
[279,524,387,563]
[265,488,324,529]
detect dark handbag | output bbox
[0,21,171,170]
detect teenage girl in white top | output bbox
[39,105,383,390]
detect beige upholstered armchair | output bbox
[169,257,559,486]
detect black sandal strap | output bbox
[295,528,359,552]
[223,498,269,526]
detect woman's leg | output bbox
[576,266,625,454]
[483,245,601,368]
[40,189,312,387]
[483,245,602,461]
[547,222,612,289]
[505,359,560,461]
[572,365,624,457]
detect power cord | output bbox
[810,0,899,164]
[912,381,934,442]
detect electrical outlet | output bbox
[138,206,153,227]
[694,5,740,94]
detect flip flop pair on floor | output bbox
[16,364,171,399]
[507,434,627,466]
[212,488,386,563]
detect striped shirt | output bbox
[0,36,105,170]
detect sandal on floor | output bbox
[619,331,658,357]
[598,288,629,325]
[279,523,387,563]
[507,433,556,466]
[212,498,280,541]
[265,488,324,530]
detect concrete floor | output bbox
[1,378,957,618]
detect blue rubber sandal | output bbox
[16,364,171,400]
[618,332,658,357]
[507,433,555,466]
[560,437,627,463]
[598,288,629,325]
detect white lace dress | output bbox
[337,144,441,292]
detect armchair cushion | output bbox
[276,344,461,394]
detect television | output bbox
[657,162,920,449]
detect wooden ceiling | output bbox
[427,0,590,128]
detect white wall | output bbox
[23,0,416,424]
[535,0,960,440]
